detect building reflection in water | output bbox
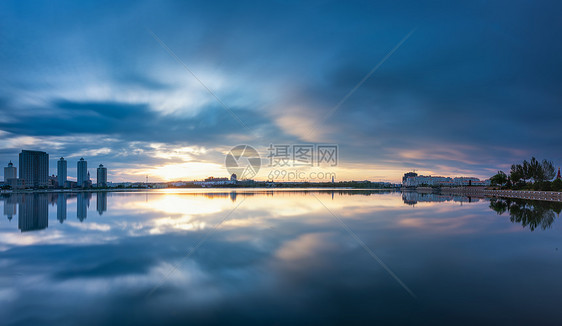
[57,193,67,224]
[17,194,48,232]
[0,192,113,231]
[0,190,560,233]
[97,192,107,216]
[402,191,479,206]
[77,192,92,222]
[3,194,17,221]
[400,191,561,231]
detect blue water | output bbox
[0,190,561,325]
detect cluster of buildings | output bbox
[193,174,238,187]
[2,150,109,189]
[402,171,490,187]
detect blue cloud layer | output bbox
[1,0,561,180]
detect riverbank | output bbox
[0,188,148,194]
[0,187,398,195]
[440,187,562,202]
[4,186,561,202]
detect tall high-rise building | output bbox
[19,150,49,187]
[97,164,107,188]
[4,161,17,182]
[57,157,67,187]
[77,158,88,187]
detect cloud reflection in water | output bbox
[0,190,561,325]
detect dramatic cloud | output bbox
[1,0,561,181]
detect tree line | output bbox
[490,157,561,191]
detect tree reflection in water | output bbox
[489,198,562,231]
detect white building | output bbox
[4,161,17,182]
[404,175,453,187]
[453,177,486,186]
[194,176,236,187]
[404,174,490,187]
[57,157,67,187]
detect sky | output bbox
[0,0,561,183]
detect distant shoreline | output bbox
[0,188,148,194]
[2,187,561,203]
[0,186,399,194]
[440,187,562,202]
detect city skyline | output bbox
[1,1,561,183]
[2,150,109,187]
[1,149,493,185]
[1,147,560,185]
[1,2,562,324]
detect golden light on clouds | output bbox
[141,162,227,181]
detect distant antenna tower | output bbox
[146,175,148,183]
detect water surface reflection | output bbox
[0,190,561,325]
[489,197,562,231]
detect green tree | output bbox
[541,159,556,181]
[509,158,557,186]
[529,157,542,182]
[511,157,556,183]
[552,178,562,191]
[510,164,522,184]
[490,171,508,186]
[522,160,531,182]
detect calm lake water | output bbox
[1,189,561,325]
